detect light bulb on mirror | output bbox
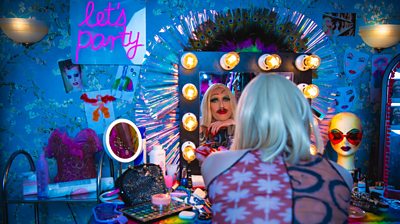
[258,54,281,71]
[304,55,321,69]
[295,54,321,71]
[181,141,196,163]
[182,113,198,131]
[182,83,198,101]
[220,52,240,70]
[310,144,318,155]
[297,83,308,92]
[303,84,319,99]
[181,52,198,70]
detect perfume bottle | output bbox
[149,145,166,176]
[36,152,49,198]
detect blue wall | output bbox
[1,0,399,223]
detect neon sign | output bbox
[73,1,145,64]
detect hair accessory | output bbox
[99,190,124,205]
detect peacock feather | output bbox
[185,8,309,53]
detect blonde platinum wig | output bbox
[200,83,237,128]
[231,73,323,164]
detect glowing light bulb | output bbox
[303,84,319,99]
[310,144,318,155]
[182,83,198,100]
[296,54,321,71]
[181,52,198,70]
[304,55,321,69]
[258,54,281,71]
[182,113,198,131]
[181,141,196,163]
[220,52,240,70]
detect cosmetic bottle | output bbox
[36,152,49,198]
[149,145,166,176]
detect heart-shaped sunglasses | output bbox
[328,128,362,146]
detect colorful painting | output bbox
[81,90,116,134]
[323,13,356,37]
[334,86,356,112]
[58,59,85,93]
[343,48,369,80]
[370,54,391,103]
[111,65,140,102]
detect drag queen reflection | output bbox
[196,84,237,160]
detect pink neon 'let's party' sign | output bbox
[71,0,146,65]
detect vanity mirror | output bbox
[103,118,143,164]
[179,51,313,174]
[141,8,339,181]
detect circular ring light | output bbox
[104,118,143,163]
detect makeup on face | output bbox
[66,66,82,88]
[344,49,369,78]
[328,112,363,156]
[209,88,232,121]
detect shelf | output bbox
[6,192,98,204]
[2,150,115,224]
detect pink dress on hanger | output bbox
[44,128,102,182]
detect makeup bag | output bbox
[115,163,167,206]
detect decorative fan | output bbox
[138,8,339,164]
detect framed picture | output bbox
[392,80,400,98]
[323,13,356,37]
[58,59,84,93]
[391,106,400,126]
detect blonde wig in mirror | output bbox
[231,73,323,164]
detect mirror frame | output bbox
[379,53,400,189]
[179,51,313,174]
[103,118,143,163]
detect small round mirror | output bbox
[104,118,143,163]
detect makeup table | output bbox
[348,207,400,223]
[348,190,400,223]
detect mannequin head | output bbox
[328,112,362,170]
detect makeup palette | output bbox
[121,200,192,223]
